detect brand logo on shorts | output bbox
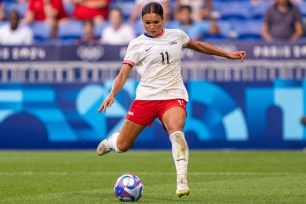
[128,111,134,116]
[177,100,186,108]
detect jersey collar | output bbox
[144,29,165,38]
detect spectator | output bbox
[101,7,136,45]
[176,0,213,21]
[261,0,304,41]
[0,1,3,21]
[250,0,303,5]
[127,0,170,24]
[23,0,68,39]
[0,10,33,45]
[72,0,111,25]
[168,5,218,40]
[78,19,97,44]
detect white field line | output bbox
[0,171,305,176]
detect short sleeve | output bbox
[177,29,190,47]
[123,39,140,67]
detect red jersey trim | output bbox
[123,60,135,68]
[154,29,165,38]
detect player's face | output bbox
[142,13,164,37]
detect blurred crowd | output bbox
[0,0,305,45]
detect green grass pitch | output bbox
[1,150,306,203]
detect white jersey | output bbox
[124,29,190,101]
[0,24,33,45]
[101,24,136,45]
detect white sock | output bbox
[169,131,189,184]
[109,131,122,153]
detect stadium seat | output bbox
[218,20,234,39]
[204,20,233,41]
[233,19,262,40]
[132,20,145,36]
[249,1,271,19]
[29,22,51,43]
[219,1,251,20]
[64,2,74,17]
[3,2,28,18]
[165,20,178,29]
[296,1,306,17]
[58,20,83,43]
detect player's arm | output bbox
[98,64,132,113]
[185,39,246,62]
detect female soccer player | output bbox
[96,2,246,197]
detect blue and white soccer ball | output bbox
[114,174,143,202]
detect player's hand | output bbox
[227,51,247,63]
[98,95,115,114]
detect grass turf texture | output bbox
[0,150,306,203]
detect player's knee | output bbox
[166,123,184,134]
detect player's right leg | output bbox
[96,119,145,156]
[161,105,190,197]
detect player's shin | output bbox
[169,131,190,196]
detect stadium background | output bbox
[1,0,306,150]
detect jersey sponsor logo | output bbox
[169,41,177,45]
[145,47,153,52]
[128,111,134,116]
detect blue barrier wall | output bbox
[0,80,305,149]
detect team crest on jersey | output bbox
[169,41,177,45]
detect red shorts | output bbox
[126,99,187,126]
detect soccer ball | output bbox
[114,174,143,202]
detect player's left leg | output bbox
[162,106,190,197]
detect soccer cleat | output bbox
[96,137,113,156]
[176,189,190,197]
[176,174,190,197]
